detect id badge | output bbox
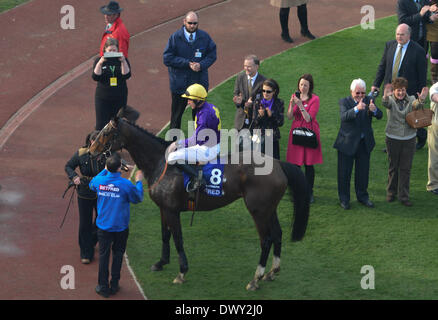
[195,50,202,58]
[110,77,117,87]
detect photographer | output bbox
[333,79,383,210]
[286,74,322,203]
[251,78,284,160]
[65,131,106,264]
[93,37,131,130]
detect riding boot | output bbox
[279,8,293,43]
[175,163,206,192]
[297,4,316,40]
[431,62,438,84]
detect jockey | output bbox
[167,83,221,191]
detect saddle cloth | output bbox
[183,162,225,197]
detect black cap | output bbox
[100,1,123,15]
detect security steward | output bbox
[65,130,106,264]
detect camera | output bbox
[368,90,379,99]
[295,90,301,99]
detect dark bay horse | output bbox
[90,117,310,290]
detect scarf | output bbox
[260,98,274,111]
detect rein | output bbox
[148,161,168,191]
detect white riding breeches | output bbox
[167,144,220,164]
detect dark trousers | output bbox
[77,197,98,260]
[170,93,188,130]
[97,228,129,289]
[95,91,127,130]
[337,139,370,203]
[417,127,427,147]
[386,136,416,201]
[279,4,309,36]
[261,139,280,160]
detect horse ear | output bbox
[116,107,125,119]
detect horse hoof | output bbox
[262,272,275,281]
[246,280,259,291]
[173,273,186,284]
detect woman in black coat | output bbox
[65,131,106,264]
[93,37,131,130]
[251,78,285,159]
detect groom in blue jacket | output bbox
[163,10,217,129]
[89,152,144,297]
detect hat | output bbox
[100,1,123,15]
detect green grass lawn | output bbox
[0,0,28,13]
[128,15,438,299]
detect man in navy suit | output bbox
[334,79,383,210]
[372,23,428,149]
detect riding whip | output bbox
[59,181,76,229]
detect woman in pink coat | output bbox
[286,74,323,203]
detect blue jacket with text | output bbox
[89,169,143,232]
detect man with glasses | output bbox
[333,79,383,210]
[163,11,217,130]
[372,23,427,150]
[233,55,266,132]
[99,1,130,58]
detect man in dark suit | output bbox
[232,54,266,131]
[334,79,383,210]
[397,0,432,50]
[372,23,428,149]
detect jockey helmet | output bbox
[181,84,207,101]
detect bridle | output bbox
[90,120,121,157]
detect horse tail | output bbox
[279,161,310,242]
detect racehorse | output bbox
[90,116,310,290]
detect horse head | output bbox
[89,118,123,156]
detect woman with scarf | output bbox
[251,78,284,160]
[286,74,322,203]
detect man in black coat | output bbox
[372,23,428,149]
[397,0,432,50]
[334,79,383,210]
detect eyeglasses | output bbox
[187,22,198,25]
[355,92,366,95]
[263,90,273,93]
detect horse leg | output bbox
[151,211,171,271]
[167,212,189,284]
[263,213,282,281]
[246,226,272,291]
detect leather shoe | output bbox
[95,285,110,298]
[281,33,294,43]
[110,284,120,295]
[401,200,413,207]
[340,201,350,210]
[429,188,438,195]
[301,29,316,40]
[359,199,374,208]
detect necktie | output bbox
[248,77,252,95]
[392,45,403,80]
[189,33,193,43]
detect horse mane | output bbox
[121,118,171,148]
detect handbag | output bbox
[406,106,434,129]
[292,126,318,148]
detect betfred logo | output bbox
[99,184,120,192]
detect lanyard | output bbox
[109,65,116,77]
